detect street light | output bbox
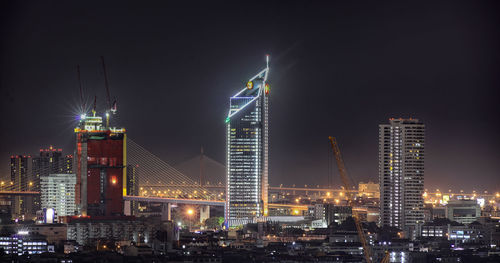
[186,208,194,232]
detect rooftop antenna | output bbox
[92,95,97,117]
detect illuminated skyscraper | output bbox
[379,118,425,235]
[225,56,270,226]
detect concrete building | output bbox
[40,173,76,217]
[379,118,425,235]
[26,224,68,245]
[325,204,352,225]
[65,216,159,246]
[10,155,34,218]
[225,57,270,226]
[446,199,481,225]
[33,146,73,213]
[0,233,48,256]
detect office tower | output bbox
[225,57,270,226]
[75,112,126,216]
[379,118,425,234]
[32,146,73,213]
[40,173,77,217]
[10,155,34,217]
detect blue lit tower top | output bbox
[225,56,270,226]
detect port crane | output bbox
[328,136,389,263]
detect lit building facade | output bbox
[32,146,73,215]
[225,57,270,226]
[379,118,425,233]
[0,234,48,256]
[75,113,126,216]
[40,173,77,217]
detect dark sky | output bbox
[1,1,499,192]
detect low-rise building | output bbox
[325,204,352,225]
[27,223,67,245]
[0,233,48,255]
[446,200,480,225]
[65,216,160,246]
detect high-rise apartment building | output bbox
[379,118,425,234]
[33,146,73,179]
[32,146,73,213]
[40,173,77,217]
[10,155,33,217]
[225,57,270,226]
[75,112,126,216]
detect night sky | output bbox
[1,1,499,192]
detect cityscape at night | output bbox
[1,1,499,262]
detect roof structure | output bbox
[226,56,269,121]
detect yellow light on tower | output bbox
[246,81,254,90]
[187,209,194,215]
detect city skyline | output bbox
[1,1,499,192]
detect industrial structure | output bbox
[379,118,425,237]
[225,56,270,226]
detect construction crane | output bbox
[328,136,390,263]
[328,136,373,263]
[100,56,117,128]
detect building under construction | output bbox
[74,57,129,217]
[75,112,126,216]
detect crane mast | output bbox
[328,136,373,263]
